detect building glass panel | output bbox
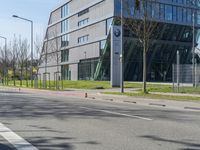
[61,65,71,80]
[61,49,69,62]
[61,19,68,33]
[198,10,200,25]
[172,6,177,21]
[106,18,113,35]
[100,40,106,56]
[177,7,183,22]
[61,4,69,18]
[61,34,69,47]
[159,4,165,20]
[187,8,192,23]
[165,5,173,21]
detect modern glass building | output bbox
[39,0,200,83]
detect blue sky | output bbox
[0,0,62,45]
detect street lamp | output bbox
[120,0,124,93]
[12,15,34,88]
[0,36,7,85]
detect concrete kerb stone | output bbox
[96,92,200,112]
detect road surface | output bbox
[0,87,200,150]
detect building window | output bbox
[78,18,89,27]
[187,8,192,23]
[106,18,113,35]
[177,7,183,22]
[151,2,159,19]
[61,4,69,18]
[61,65,71,80]
[61,19,69,33]
[197,0,200,6]
[61,49,69,62]
[159,4,165,20]
[78,35,89,44]
[78,58,99,80]
[61,34,69,47]
[165,5,172,21]
[100,40,106,56]
[172,6,177,21]
[197,10,200,25]
[182,8,187,23]
[78,8,89,17]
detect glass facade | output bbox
[121,23,195,81]
[115,0,200,25]
[108,0,200,81]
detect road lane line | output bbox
[81,107,153,121]
[0,123,38,150]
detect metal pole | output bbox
[192,1,195,87]
[172,64,175,92]
[0,36,7,85]
[5,38,7,85]
[31,21,33,88]
[177,50,180,93]
[195,58,197,88]
[120,0,124,93]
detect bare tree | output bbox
[34,35,43,75]
[0,45,8,85]
[18,37,30,87]
[10,36,20,86]
[51,31,61,89]
[124,0,159,93]
[0,47,5,83]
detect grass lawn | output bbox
[4,80,200,95]
[7,80,112,89]
[7,80,170,90]
[104,92,200,101]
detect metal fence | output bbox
[172,63,200,92]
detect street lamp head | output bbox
[12,15,19,18]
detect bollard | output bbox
[85,93,88,98]
[19,88,21,92]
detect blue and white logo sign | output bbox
[114,29,121,37]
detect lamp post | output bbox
[0,36,7,85]
[12,15,33,88]
[192,1,195,87]
[120,0,124,93]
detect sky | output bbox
[0,0,62,46]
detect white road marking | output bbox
[81,107,153,121]
[0,123,38,150]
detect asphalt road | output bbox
[0,88,200,150]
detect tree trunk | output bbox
[143,7,147,94]
[26,62,28,87]
[13,68,16,86]
[143,41,147,93]
[20,67,23,87]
